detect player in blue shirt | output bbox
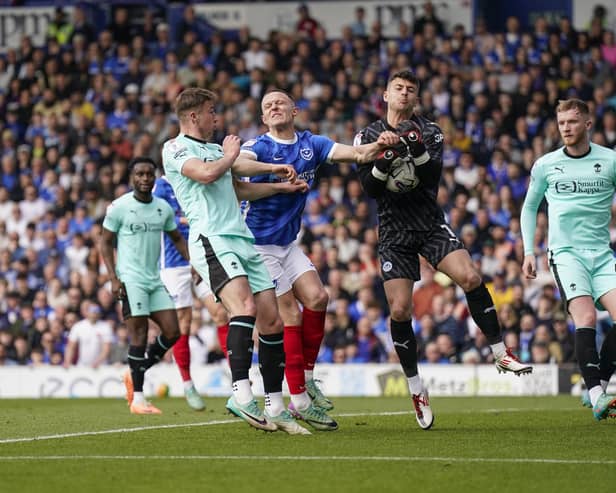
[236,89,400,429]
[153,174,229,411]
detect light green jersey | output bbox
[102,192,176,284]
[162,133,253,240]
[521,143,616,254]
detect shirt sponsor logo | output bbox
[554,179,609,194]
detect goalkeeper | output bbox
[356,70,533,431]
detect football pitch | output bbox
[0,396,613,493]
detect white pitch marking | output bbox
[0,455,613,465]
[0,407,584,445]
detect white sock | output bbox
[264,391,285,416]
[133,391,145,405]
[304,370,314,382]
[183,380,194,391]
[232,379,253,405]
[589,385,604,407]
[408,375,423,395]
[490,342,506,357]
[601,379,609,391]
[290,391,312,411]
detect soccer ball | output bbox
[156,383,170,398]
[385,149,419,193]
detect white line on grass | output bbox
[0,455,613,465]
[0,407,582,445]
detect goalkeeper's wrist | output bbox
[371,166,388,181]
[412,150,430,166]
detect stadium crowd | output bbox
[0,2,615,369]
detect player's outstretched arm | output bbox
[233,178,309,201]
[331,131,400,164]
[167,228,189,261]
[232,153,297,182]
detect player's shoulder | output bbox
[535,147,565,167]
[590,142,616,159]
[414,114,443,135]
[152,195,173,210]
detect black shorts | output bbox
[378,222,464,281]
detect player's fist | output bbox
[374,147,401,173]
[398,120,429,165]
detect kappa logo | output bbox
[300,148,314,160]
[382,261,393,272]
[594,163,602,173]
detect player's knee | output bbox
[459,269,482,292]
[304,288,329,311]
[574,313,596,327]
[389,301,413,322]
[259,314,284,335]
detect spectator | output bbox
[63,302,113,368]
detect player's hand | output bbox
[271,164,297,183]
[222,135,241,162]
[399,120,430,165]
[111,278,125,300]
[278,179,309,194]
[375,131,400,148]
[522,255,537,279]
[373,148,401,174]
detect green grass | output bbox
[0,396,614,493]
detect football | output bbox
[156,383,170,398]
[384,148,419,193]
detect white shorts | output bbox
[254,243,316,296]
[160,265,212,309]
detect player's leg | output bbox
[379,241,433,429]
[161,266,205,410]
[254,287,312,434]
[197,282,229,359]
[292,270,334,411]
[145,283,181,369]
[433,227,531,375]
[121,282,162,414]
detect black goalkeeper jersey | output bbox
[356,114,445,241]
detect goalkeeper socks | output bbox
[390,319,418,377]
[145,333,179,369]
[227,316,255,383]
[465,284,502,345]
[284,325,305,395]
[173,334,191,381]
[576,327,601,392]
[302,307,326,371]
[259,332,285,394]
[217,323,229,359]
[599,326,616,389]
[128,345,147,392]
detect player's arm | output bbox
[182,135,240,184]
[520,163,548,279]
[166,228,189,261]
[232,153,297,182]
[233,178,309,200]
[330,131,400,164]
[99,227,124,300]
